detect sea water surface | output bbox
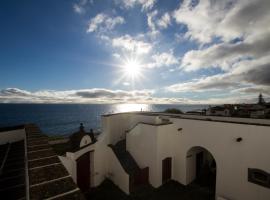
[0,104,208,135]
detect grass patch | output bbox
[51,142,72,156]
[164,108,183,114]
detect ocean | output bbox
[0,104,209,136]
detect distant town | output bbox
[184,94,270,119]
[164,94,270,119]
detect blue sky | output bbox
[0,0,269,104]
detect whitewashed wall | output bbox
[102,114,131,145]
[125,113,270,199]
[156,124,177,186]
[106,147,130,194]
[170,118,270,200]
[61,112,270,200]
[126,123,160,187]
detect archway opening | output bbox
[186,146,216,193]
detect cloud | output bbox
[170,0,270,99]
[75,89,153,98]
[146,10,159,37]
[233,86,270,96]
[116,0,156,11]
[173,0,270,44]
[87,13,125,33]
[181,31,270,71]
[73,4,84,14]
[112,34,152,54]
[166,74,242,93]
[1,87,267,104]
[73,0,91,14]
[0,88,156,104]
[146,51,178,68]
[157,13,171,29]
[0,88,32,97]
[166,55,270,94]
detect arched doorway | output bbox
[186,146,216,193]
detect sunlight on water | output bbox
[115,104,150,113]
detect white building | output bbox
[59,112,270,200]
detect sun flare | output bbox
[123,59,142,79]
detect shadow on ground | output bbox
[84,179,215,200]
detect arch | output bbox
[186,146,217,193]
[80,135,92,148]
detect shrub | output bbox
[164,108,183,114]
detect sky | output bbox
[0,0,269,104]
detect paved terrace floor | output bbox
[85,179,215,200]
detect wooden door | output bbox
[162,157,172,183]
[131,167,149,192]
[76,152,90,192]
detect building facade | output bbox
[60,112,270,200]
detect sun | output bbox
[114,56,145,87]
[122,58,142,79]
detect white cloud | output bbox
[112,53,121,59]
[166,54,270,95]
[0,88,198,104]
[146,10,159,36]
[73,4,84,14]
[0,88,153,104]
[147,51,178,68]
[157,13,171,29]
[112,34,152,54]
[73,0,90,14]
[166,74,242,93]
[233,86,270,96]
[116,0,156,11]
[87,13,125,33]
[1,87,267,104]
[181,31,270,71]
[173,0,270,44]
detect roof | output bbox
[103,111,270,127]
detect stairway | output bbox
[0,140,26,200]
[109,140,140,176]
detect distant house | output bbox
[250,109,265,118]
[206,105,232,117]
[249,104,266,118]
